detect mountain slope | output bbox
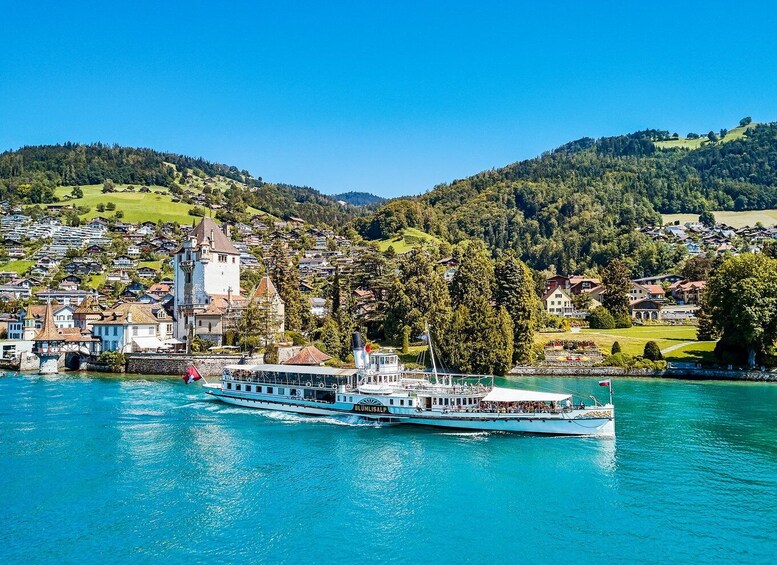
[0,143,361,225]
[357,122,777,275]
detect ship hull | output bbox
[207,389,614,437]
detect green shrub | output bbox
[611,341,622,355]
[97,351,126,371]
[643,341,663,361]
[603,352,633,367]
[614,313,633,328]
[589,306,615,329]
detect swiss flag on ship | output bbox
[183,365,203,384]
[598,379,611,387]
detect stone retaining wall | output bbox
[508,365,777,382]
[126,354,264,376]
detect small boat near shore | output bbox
[204,332,615,437]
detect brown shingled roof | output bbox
[253,276,279,300]
[33,302,63,342]
[92,302,159,326]
[282,346,332,366]
[189,217,239,255]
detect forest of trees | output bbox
[0,143,362,225]
[356,123,777,275]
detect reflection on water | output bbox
[0,373,775,564]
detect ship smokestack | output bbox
[352,332,369,369]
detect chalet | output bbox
[569,277,600,295]
[85,245,106,255]
[545,275,571,292]
[62,275,84,286]
[137,267,157,278]
[112,255,137,268]
[670,280,706,305]
[629,282,666,302]
[542,287,574,317]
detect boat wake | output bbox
[214,406,381,427]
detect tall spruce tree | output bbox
[266,239,304,331]
[495,251,540,364]
[384,248,451,344]
[601,259,632,325]
[450,240,494,306]
[439,241,513,375]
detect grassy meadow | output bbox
[537,325,716,364]
[662,208,777,228]
[377,227,442,253]
[654,123,754,150]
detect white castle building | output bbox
[173,217,242,342]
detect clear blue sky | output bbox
[1,1,777,198]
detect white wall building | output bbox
[173,217,241,339]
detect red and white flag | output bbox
[183,365,203,384]
[599,379,611,387]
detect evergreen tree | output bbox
[266,239,304,331]
[331,267,342,315]
[643,341,663,361]
[236,295,274,353]
[601,259,631,323]
[450,240,494,307]
[611,341,621,354]
[495,251,540,364]
[384,248,451,344]
[695,291,718,341]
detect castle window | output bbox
[218,254,227,262]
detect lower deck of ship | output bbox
[207,389,615,437]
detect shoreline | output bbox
[507,365,777,382]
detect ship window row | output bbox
[226,382,297,396]
[433,397,479,406]
[337,395,412,406]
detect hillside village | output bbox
[0,198,763,371]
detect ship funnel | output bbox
[352,332,369,369]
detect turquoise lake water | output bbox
[1,374,776,564]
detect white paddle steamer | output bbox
[204,332,615,437]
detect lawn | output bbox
[654,123,754,150]
[85,274,106,289]
[0,260,34,274]
[377,227,442,253]
[537,325,717,363]
[53,184,203,224]
[662,208,777,229]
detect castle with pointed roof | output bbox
[174,217,242,342]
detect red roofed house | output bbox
[283,345,332,366]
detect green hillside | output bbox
[357,120,777,275]
[52,184,196,224]
[0,143,361,225]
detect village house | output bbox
[542,287,574,317]
[91,303,166,353]
[7,304,75,340]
